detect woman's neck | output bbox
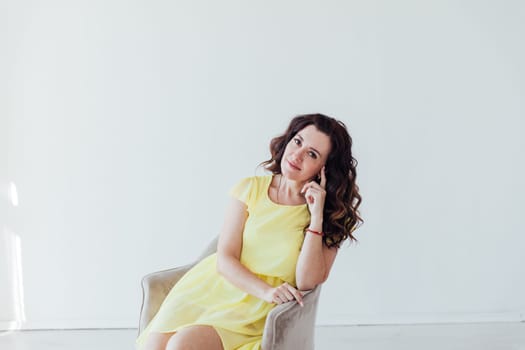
[276,174,306,205]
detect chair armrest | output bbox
[261,285,322,350]
[138,263,195,334]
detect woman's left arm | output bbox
[295,167,339,291]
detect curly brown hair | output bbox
[259,113,363,248]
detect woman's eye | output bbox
[293,138,301,145]
[308,151,317,159]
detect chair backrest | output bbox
[195,235,219,261]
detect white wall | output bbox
[2,0,524,330]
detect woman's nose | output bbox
[290,150,305,162]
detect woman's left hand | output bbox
[301,166,327,221]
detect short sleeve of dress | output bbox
[229,176,256,205]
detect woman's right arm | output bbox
[216,197,303,306]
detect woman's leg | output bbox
[165,325,224,350]
[142,331,176,350]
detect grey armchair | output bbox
[138,236,322,350]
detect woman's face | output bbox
[280,125,332,183]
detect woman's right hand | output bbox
[264,282,304,307]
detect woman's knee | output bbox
[165,326,223,350]
[142,331,175,350]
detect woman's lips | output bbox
[287,160,301,171]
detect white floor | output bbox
[1,322,525,350]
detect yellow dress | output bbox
[135,174,311,350]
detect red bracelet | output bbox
[306,228,324,236]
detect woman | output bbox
[136,113,363,350]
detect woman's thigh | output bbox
[166,325,224,350]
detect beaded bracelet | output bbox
[306,228,324,236]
